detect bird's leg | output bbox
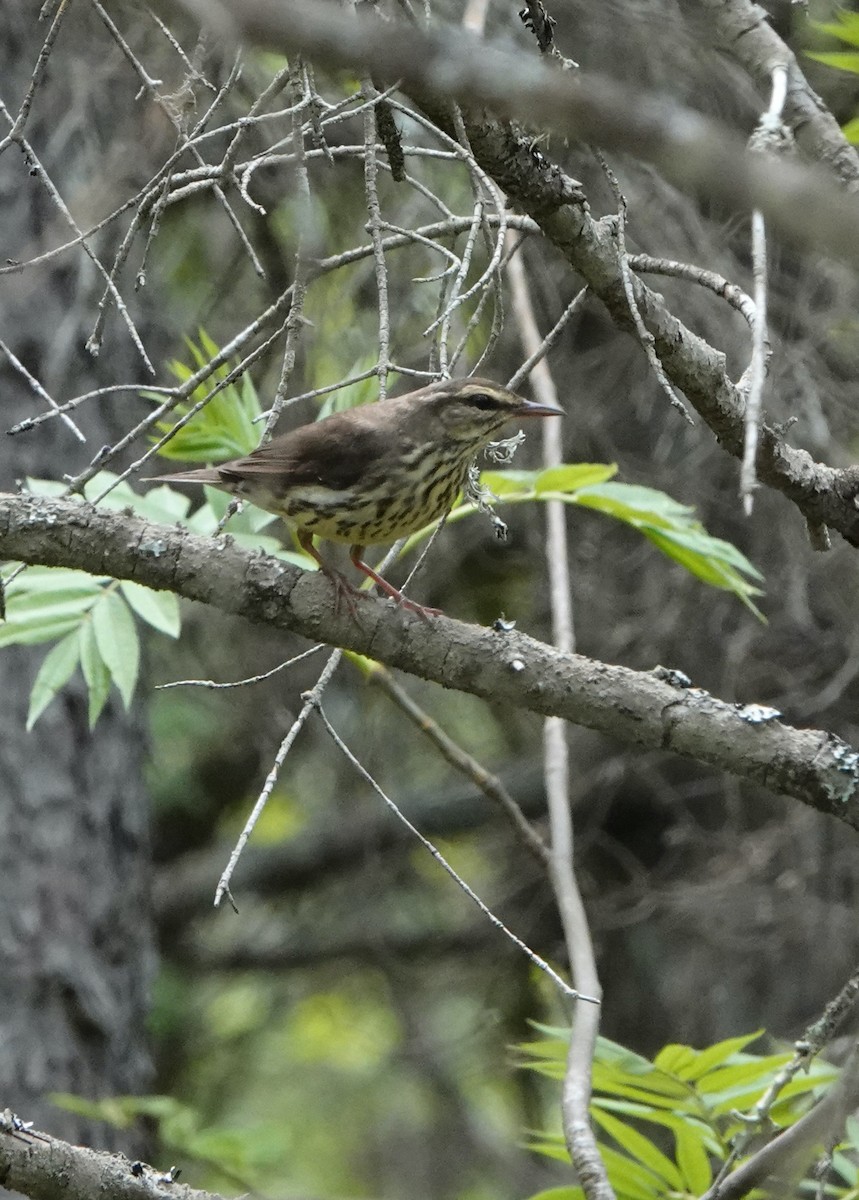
[297,531,361,619]
[349,546,442,620]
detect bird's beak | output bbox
[515,397,564,418]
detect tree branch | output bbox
[694,0,859,191]
[702,1043,859,1200]
[179,0,859,262]
[3,493,859,827]
[0,1119,226,1200]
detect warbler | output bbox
[147,376,562,617]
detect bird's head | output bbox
[419,377,563,447]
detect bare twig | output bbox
[156,644,324,689]
[595,149,691,423]
[313,699,595,1004]
[363,660,549,863]
[741,63,787,515]
[508,241,611,1199]
[214,648,343,909]
[262,64,314,438]
[362,78,392,397]
[0,339,85,442]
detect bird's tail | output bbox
[142,466,222,484]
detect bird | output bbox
[146,376,563,618]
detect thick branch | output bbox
[3,493,859,827]
[404,120,859,550]
[0,1121,225,1200]
[183,0,859,262]
[694,0,859,191]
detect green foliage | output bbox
[440,463,765,617]
[315,357,386,419]
[807,13,859,142]
[2,472,184,727]
[519,1026,839,1200]
[143,329,263,462]
[1,462,321,726]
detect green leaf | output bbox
[524,1133,571,1163]
[591,1108,683,1188]
[595,1142,663,1199]
[695,1054,792,1098]
[22,477,67,497]
[592,1060,694,1105]
[481,463,618,497]
[5,587,100,618]
[0,574,100,647]
[194,485,278,532]
[653,1043,698,1077]
[806,51,859,73]
[573,481,695,527]
[810,14,859,48]
[144,331,263,462]
[593,1036,663,1077]
[447,468,766,615]
[79,618,112,727]
[708,1066,835,1117]
[675,1122,712,1193]
[125,483,193,524]
[316,359,382,419]
[5,566,110,593]
[120,581,181,638]
[0,615,82,648]
[671,1027,763,1084]
[26,632,81,728]
[535,463,618,494]
[830,1149,859,1186]
[593,1101,723,1155]
[479,468,542,497]
[525,1189,585,1200]
[93,591,140,708]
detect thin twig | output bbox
[0,98,155,373]
[156,646,325,690]
[364,660,549,863]
[628,254,756,330]
[741,63,787,514]
[0,0,70,153]
[595,149,691,424]
[0,340,85,442]
[362,78,392,398]
[507,285,588,393]
[214,648,343,909]
[314,700,594,1004]
[508,240,611,1199]
[262,64,314,439]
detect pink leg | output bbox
[349,545,441,620]
[298,531,361,620]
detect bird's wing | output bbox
[218,411,402,491]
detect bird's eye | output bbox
[469,392,500,410]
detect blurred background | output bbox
[2,0,859,1196]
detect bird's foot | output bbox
[322,568,363,622]
[349,549,442,621]
[395,595,442,621]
